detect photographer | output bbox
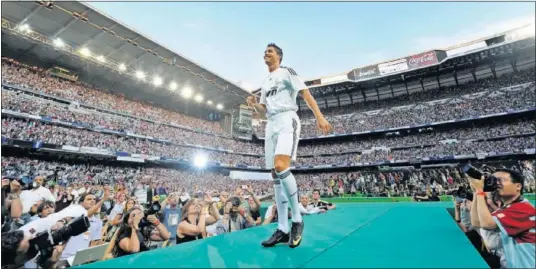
[141,213,171,250]
[453,186,474,233]
[2,178,24,231]
[139,199,171,249]
[221,196,256,233]
[110,208,149,258]
[471,191,506,268]
[2,214,90,269]
[468,168,535,269]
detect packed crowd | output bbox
[3,59,535,157]
[0,89,262,152]
[3,116,534,166]
[1,58,225,136]
[1,156,340,268]
[298,120,535,155]
[256,67,535,137]
[294,135,534,165]
[300,68,535,118]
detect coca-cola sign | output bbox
[407,51,438,69]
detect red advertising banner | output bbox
[407,51,438,69]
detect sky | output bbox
[87,1,535,92]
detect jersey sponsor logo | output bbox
[266,86,279,97]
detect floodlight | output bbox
[153,76,163,86]
[193,154,207,168]
[53,38,64,48]
[207,100,213,105]
[97,55,106,63]
[79,47,90,57]
[216,104,223,110]
[135,71,146,80]
[169,82,178,91]
[19,24,31,33]
[194,94,203,102]
[182,87,193,98]
[118,63,126,71]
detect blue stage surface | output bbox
[78,202,489,268]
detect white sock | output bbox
[273,181,290,233]
[277,168,303,223]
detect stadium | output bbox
[1,1,535,269]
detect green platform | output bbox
[79,203,489,268]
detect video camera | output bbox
[461,164,500,192]
[27,215,90,268]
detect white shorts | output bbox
[264,111,301,169]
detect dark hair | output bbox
[78,192,96,204]
[1,230,25,265]
[267,43,283,63]
[180,199,198,222]
[37,200,55,216]
[494,168,525,194]
[312,189,321,195]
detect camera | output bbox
[26,215,90,268]
[144,201,162,217]
[461,164,500,192]
[229,196,241,207]
[452,186,473,202]
[2,176,33,192]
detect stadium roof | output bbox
[303,23,535,89]
[1,1,251,114]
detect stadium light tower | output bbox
[193,154,207,168]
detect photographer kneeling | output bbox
[466,166,535,269]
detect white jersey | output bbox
[259,67,307,118]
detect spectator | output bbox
[309,190,336,211]
[111,208,149,258]
[30,176,56,203]
[159,194,181,244]
[176,199,208,244]
[298,194,324,215]
[140,214,171,250]
[57,193,104,267]
[469,169,536,268]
